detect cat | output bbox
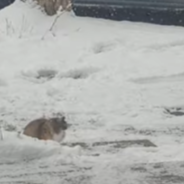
[23,116,67,142]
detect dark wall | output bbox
[72,0,184,26]
[0,0,15,10]
[73,0,184,9]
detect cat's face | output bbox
[52,117,68,131]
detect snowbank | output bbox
[0,0,184,183]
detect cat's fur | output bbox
[23,116,67,142]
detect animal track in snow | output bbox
[92,39,123,54]
[164,106,184,117]
[21,68,58,83]
[59,66,100,80]
[131,72,184,84]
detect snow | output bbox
[1,0,184,183]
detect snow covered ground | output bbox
[1,0,184,183]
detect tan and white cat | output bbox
[23,116,68,142]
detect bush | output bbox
[36,0,71,15]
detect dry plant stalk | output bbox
[41,11,63,39]
[41,0,72,39]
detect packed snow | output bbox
[1,0,184,183]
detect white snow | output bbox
[1,0,184,183]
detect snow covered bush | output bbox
[36,0,71,15]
